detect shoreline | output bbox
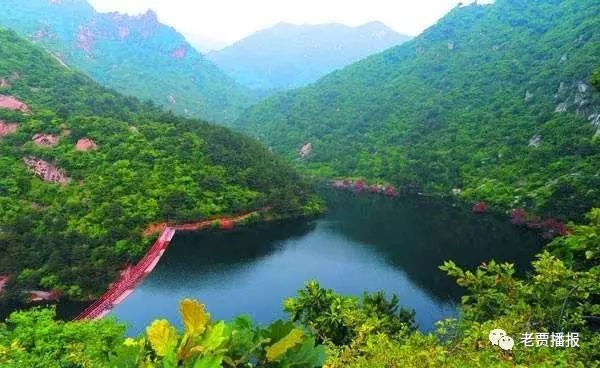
[326,178,570,239]
[74,211,260,320]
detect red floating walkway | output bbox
[75,212,254,320]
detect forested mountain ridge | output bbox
[0,0,255,123]
[207,22,411,91]
[0,28,319,300]
[236,0,600,220]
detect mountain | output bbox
[207,22,411,91]
[236,0,600,220]
[0,28,319,300]
[0,0,255,123]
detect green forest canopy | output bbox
[236,0,600,221]
[0,28,320,299]
[0,1,598,366]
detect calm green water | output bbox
[107,191,542,335]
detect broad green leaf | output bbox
[281,337,326,367]
[265,328,304,362]
[200,321,227,353]
[193,355,223,368]
[163,350,178,368]
[262,320,296,341]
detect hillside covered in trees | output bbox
[0,1,599,367]
[0,28,319,301]
[0,0,255,123]
[237,0,600,221]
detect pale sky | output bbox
[88,0,493,52]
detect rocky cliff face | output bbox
[23,156,69,185]
[0,121,18,137]
[0,95,31,113]
[75,137,97,151]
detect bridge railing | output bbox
[75,228,175,320]
[75,214,252,320]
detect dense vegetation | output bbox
[0,299,326,367]
[207,22,410,92]
[0,28,319,301]
[1,210,597,366]
[0,0,255,123]
[237,0,600,221]
[0,1,598,367]
[592,67,600,90]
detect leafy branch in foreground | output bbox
[284,280,416,346]
[0,299,325,368]
[324,208,599,367]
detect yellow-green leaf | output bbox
[200,321,227,353]
[123,338,138,347]
[193,355,223,368]
[180,299,210,336]
[265,328,304,362]
[146,319,178,357]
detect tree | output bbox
[591,68,600,91]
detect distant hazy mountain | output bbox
[207,22,411,91]
[0,0,255,123]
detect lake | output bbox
[109,191,543,335]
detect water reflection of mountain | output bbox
[143,220,315,287]
[139,190,542,305]
[322,190,544,302]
